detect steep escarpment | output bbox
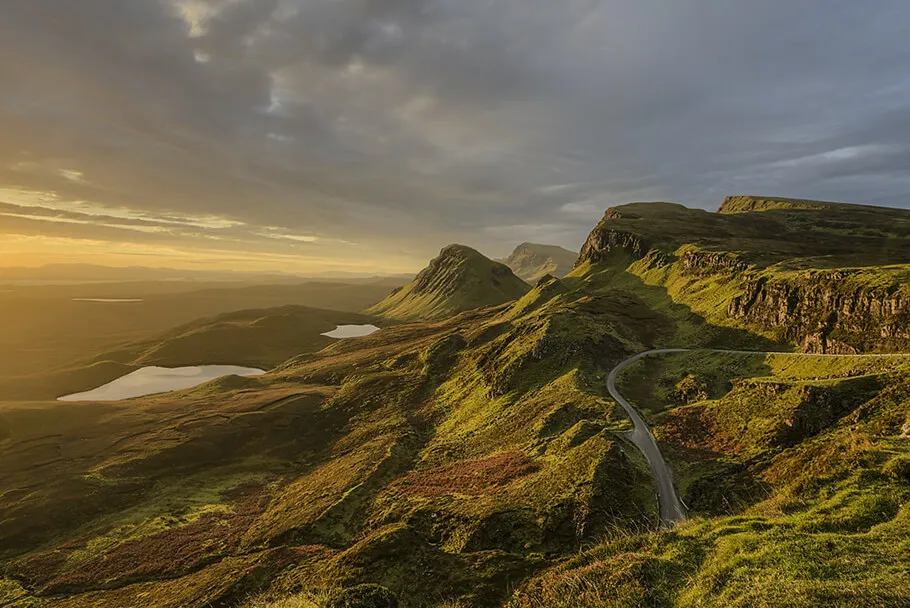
[577,227,650,265]
[575,197,910,352]
[719,195,847,214]
[576,203,735,266]
[368,244,530,321]
[728,269,910,353]
[502,243,578,283]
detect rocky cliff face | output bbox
[576,212,650,266]
[728,272,910,353]
[679,249,748,275]
[576,199,910,353]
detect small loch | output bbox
[58,365,265,402]
[72,298,144,303]
[321,324,381,339]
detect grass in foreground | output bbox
[508,349,910,607]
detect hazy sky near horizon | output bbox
[2,1,910,272]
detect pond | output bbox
[58,365,265,402]
[72,298,144,303]
[321,324,381,339]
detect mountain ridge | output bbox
[367,244,530,321]
[719,194,907,215]
[576,196,910,353]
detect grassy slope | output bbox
[508,351,910,607]
[3,271,908,607]
[239,250,910,607]
[368,245,530,321]
[503,198,910,607]
[0,274,679,608]
[6,241,884,608]
[5,198,910,607]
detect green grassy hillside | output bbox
[509,350,910,607]
[4,197,910,607]
[368,245,530,321]
[0,271,674,607]
[575,196,910,353]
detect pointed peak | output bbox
[367,244,529,321]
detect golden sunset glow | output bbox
[0,234,418,274]
[2,1,908,276]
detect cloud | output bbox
[1,0,909,267]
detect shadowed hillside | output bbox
[130,305,381,369]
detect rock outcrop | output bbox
[576,224,650,266]
[679,249,748,275]
[728,272,910,353]
[575,197,910,353]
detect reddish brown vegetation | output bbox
[25,483,273,595]
[391,452,539,497]
[222,481,272,515]
[656,406,738,459]
[9,550,70,588]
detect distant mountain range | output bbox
[500,242,578,283]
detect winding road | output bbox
[607,348,910,529]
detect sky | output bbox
[2,1,910,274]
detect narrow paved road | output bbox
[607,349,689,527]
[607,348,910,529]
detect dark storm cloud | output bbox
[1,0,909,263]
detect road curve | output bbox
[607,349,689,527]
[607,348,910,529]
